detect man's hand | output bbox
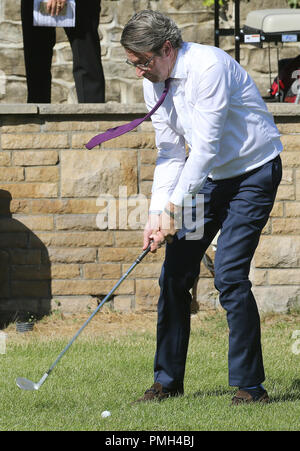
[47,0,67,16]
[143,213,160,253]
[144,203,180,253]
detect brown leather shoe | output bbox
[232,389,270,405]
[133,382,183,403]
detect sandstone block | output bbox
[12,281,50,298]
[0,282,10,298]
[281,168,293,185]
[30,199,99,214]
[0,232,28,249]
[254,236,300,268]
[1,119,41,133]
[280,135,300,152]
[30,200,67,214]
[0,152,11,167]
[270,202,283,217]
[55,214,98,231]
[0,167,24,182]
[276,184,295,201]
[52,279,134,296]
[114,231,143,247]
[101,133,155,150]
[296,169,300,200]
[195,277,219,308]
[113,295,133,312]
[9,200,31,214]
[25,166,59,182]
[249,267,268,286]
[11,264,51,281]
[140,149,157,165]
[0,250,10,297]
[47,247,97,263]
[285,202,300,217]
[99,247,164,264]
[83,263,121,279]
[51,264,80,279]
[123,262,161,278]
[50,296,98,314]
[9,249,41,265]
[135,278,160,311]
[1,133,68,149]
[139,181,152,198]
[140,165,155,181]
[71,133,101,149]
[280,151,300,168]
[14,215,54,231]
[99,247,142,263]
[272,218,300,235]
[13,150,59,166]
[60,150,137,197]
[0,183,57,198]
[31,231,113,248]
[277,123,300,134]
[253,286,300,312]
[268,269,300,285]
[0,217,26,232]
[139,121,154,132]
[66,199,101,214]
[44,119,128,132]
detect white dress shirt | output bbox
[143,42,283,212]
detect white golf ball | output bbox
[101,410,111,418]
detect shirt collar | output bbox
[170,42,187,80]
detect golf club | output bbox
[16,243,152,391]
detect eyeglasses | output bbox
[125,55,155,71]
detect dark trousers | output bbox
[154,155,282,391]
[21,0,105,103]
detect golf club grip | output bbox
[136,243,152,262]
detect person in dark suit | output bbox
[21,0,105,103]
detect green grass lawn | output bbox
[0,309,300,431]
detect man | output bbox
[121,10,282,404]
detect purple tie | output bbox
[85,78,171,150]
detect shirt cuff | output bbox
[149,210,162,215]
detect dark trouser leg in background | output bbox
[21,0,55,103]
[65,0,105,103]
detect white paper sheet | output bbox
[33,0,76,27]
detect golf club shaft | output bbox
[45,244,152,378]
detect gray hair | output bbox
[121,10,183,54]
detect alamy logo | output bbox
[96,187,204,240]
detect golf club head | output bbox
[16,377,39,391]
[16,372,48,391]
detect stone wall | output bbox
[252,105,300,313]
[0,0,297,104]
[0,103,300,324]
[1,0,300,323]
